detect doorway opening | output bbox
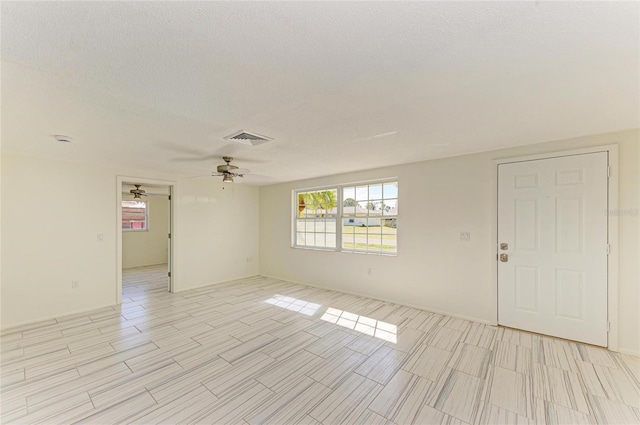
[116,177,176,304]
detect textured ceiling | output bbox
[1,1,638,185]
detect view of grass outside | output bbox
[342,221,397,253]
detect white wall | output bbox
[1,154,260,328]
[259,129,640,355]
[122,195,169,269]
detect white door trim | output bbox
[116,176,177,305]
[494,144,619,351]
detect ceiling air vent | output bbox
[224,130,272,147]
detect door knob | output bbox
[500,243,508,250]
[499,253,509,262]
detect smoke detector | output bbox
[224,130,272,147]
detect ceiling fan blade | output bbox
[185,174,215,179]
[212,145,269,164]
[233,168,251,175]
[171,154,219,162]
[123,191,166,197]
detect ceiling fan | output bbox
[209,156,250,183]
[129,184,147,199]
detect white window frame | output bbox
[122,199,149,232]
[292,178,398,255]
[341,180,398,255]
[293,186,341,251]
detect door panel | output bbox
[498,152,608,346]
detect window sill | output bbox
[291,246,397,256]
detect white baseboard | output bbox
[175,274,261,292]
[618,348,640,358]
[258,273,495,326]
[123,262,168,270]
[1,302,116,333]
[0,274,261,333]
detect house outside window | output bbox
[122,200,148,231]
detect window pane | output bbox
[355,186,368,201]
[368,201,385,213]
[368,234,382,251]
[383,199,398,215]
[316,220,326,233]
[383,182,398,198]
[357,201,368,216]
[315,233,325,247]
[342,232,355,250]
[326,220,336,233]
[305,233,315,246]
[369,184,383,200]
[353,227,367,250]
[296,232,306,246]
[305,220,315,232]
[122,200,147,231]
[326,233,336,248]
[382,232,397,253]
[343,187,355,200]
[296,221,305,232]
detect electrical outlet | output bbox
[97,233,104,242]
[72,281,79,289]
[367,268,373,276]
[460,232,471,242]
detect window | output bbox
[295,188,338,249]
[122,200,148,231]
[293,180,398,254]
[342,181,397,254]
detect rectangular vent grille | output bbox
[224,130,272,146]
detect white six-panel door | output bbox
[497,152,608,346]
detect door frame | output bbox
[494,144,619,351]
[116,176,177,304]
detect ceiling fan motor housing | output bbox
[217,164,239,173]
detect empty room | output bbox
[1,2,639,424]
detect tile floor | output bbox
[1,264,639,424]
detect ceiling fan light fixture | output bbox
[222,174,234,183]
